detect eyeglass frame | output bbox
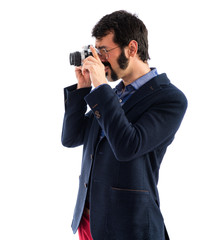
[95,46,120,60]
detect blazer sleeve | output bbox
[61,84,92,148]
[85,84,187,161]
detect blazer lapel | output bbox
[122,73,170,113]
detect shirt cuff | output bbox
[90,84,108,93]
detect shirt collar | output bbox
[115,68,158,92]
[131,68,158,90]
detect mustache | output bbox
[102,61,111,67]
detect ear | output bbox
[128,40,138,57]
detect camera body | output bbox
[69,45,92,66]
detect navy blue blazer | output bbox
[61,73,187,240]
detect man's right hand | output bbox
[75,66,92,89]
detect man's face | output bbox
[95,32,129,82]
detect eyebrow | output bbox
[95,45,107,49]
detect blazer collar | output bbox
[122,73,170,113]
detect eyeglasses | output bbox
[96,46,120,60]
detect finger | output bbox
[75,66,82,72]
[90,45,101,62]
[75,66,81,73]
[82,63,90,75]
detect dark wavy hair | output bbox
[92,10,150,62]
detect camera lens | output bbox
[69,51,81,66]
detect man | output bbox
[62,10,187,240]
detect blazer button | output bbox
[84,183,88,188]
[94,110,101,119]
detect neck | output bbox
[122,61,151,86]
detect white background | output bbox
[0,0,218,239]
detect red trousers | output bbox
[78,211,93,240]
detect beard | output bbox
[102,48,129,82]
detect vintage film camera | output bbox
[69,45,93,66]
